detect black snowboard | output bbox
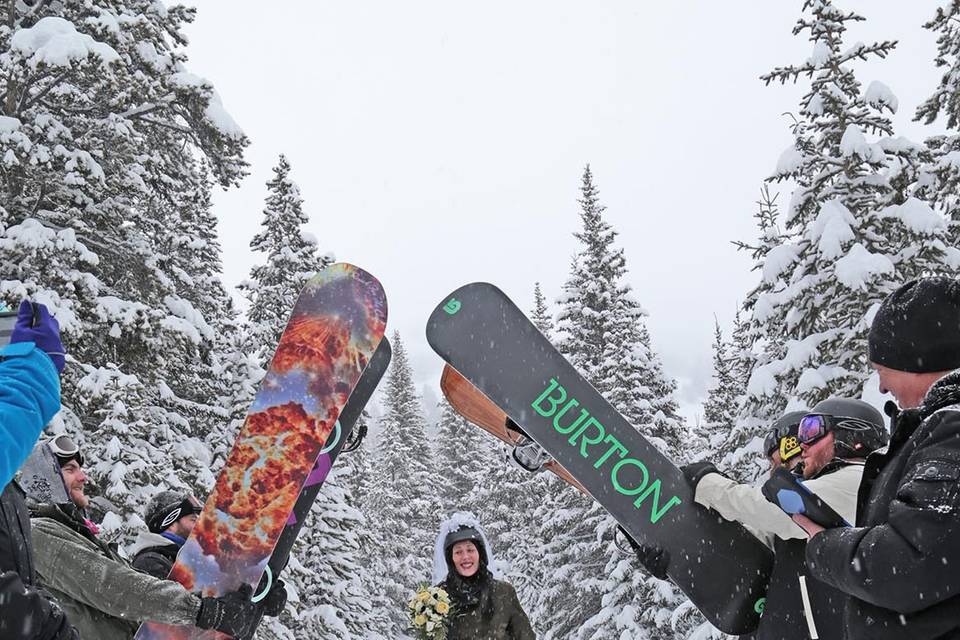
[426,283,772,635]
[242,337,392,639]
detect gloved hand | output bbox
[10,301,66,373]
[196,584,260,637]
[681,461,720,490]
[261,578,287,617]
[618,526,670,580]
[0,571,79,640]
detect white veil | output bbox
[431,511,501,585]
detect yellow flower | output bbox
[414,614,427,626]
[436,601,450,615]
[418,591,431,603]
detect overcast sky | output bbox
[183,1,945,421]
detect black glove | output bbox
[261,578,287,617]
[681,461,720,490]
[618,526,670,580]
[196,584,260,637]
[0,571,79,640]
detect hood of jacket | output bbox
[128,530,176,557]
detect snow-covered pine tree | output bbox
[915,1,960,244]
[700,317,741,458]
[717,187,793,480]
[344,413,396,639]
[530,282,555,337]
[432,397,498,515]
[361,332,441,637]
[0,2,248,542]
[741,0,960,452]
[239,154,333,364]
[556,165,684,459]
[729,308,754,398]
[544,165,687,639]
[258,461,375,640]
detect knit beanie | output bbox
[868,277,960,373]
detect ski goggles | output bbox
[798,415,832,444]
[798,414,878,445]
[47,434,85,467]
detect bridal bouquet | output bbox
[408,584,453,640]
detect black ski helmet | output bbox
[145,491,202,533]
[764,410,808,461]
[808,398,888,458]
[443,526,488,571]
[444,526,483,553]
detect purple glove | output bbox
[10,301,66,373]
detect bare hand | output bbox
[792,514,825,538]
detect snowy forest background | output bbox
[2,0,960,638]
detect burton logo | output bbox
[531,378,682,524]
[443,298,461,315]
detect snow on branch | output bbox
[11,17,119,71]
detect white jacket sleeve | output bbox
[693,463,864,547]
[694,474,802,547]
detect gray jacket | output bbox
[31,504,201,640]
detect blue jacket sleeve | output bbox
[0,342,61,487]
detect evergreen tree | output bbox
[361,332,440,637]
[346,415,396,639]
[469,444,548,632]
[556,165,684,458]
[433,398,498,515]
[0,2,248,542]
[741,0,958,449]
[545,165,687,639]
[530,282,555,337]
[700,317,741,458]
[259,462,374,640]
[239,154,332,364]
[915,1,960,245]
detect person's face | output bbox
[872,362,945,409]
[799,431,835,479]
[60,460,89,509]
[452,541,480,578]
[170,514,199,538]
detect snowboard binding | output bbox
[342,422,367,454]
[506,417,553,473]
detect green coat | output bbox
[31,506,201,640]
[445,579,536,640]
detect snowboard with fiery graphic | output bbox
[136,263,386,640]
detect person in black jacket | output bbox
[130,490,203,580]
[627,406,887,640]
[796,277,960,640]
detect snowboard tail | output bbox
[426,282,771,635]
[136,263,387,640]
